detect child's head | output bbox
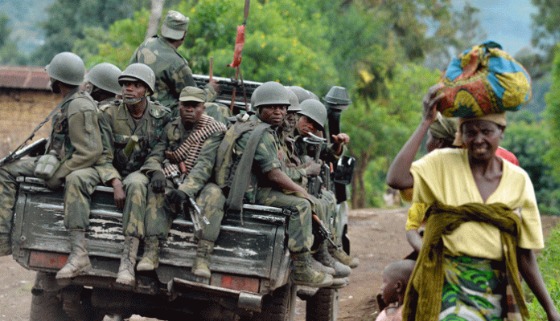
[380,259,415,307]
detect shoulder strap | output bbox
[226,123,271,212]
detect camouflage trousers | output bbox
[254,189,313,253]
[0,159,101,255]
[64,167,102,229]
[120,170,149,238]
[0,158,37,237]
[145,181,225,242]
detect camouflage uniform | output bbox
[204,102,232,126]
[215,115,313,253]
[96,100,171,238]
[0,88,102,254]
[129,36,195,113]
[142,116,227,242]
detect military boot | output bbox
[192,240,214,279]
[291,251,333,288]
[329,244,359,268]
[56,230,92,279]
[116,236,140,286]
[314,242,351,278]
[137,236,160,271]
[310,256,335,275]
[0,233,11,256]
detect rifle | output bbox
[303,132,328,197]
[0,138,48,167]
[312,213,338,249]
[182,195,209,236]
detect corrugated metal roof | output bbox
[0,66,50,91]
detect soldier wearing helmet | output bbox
[198,81,334,288]
[0,53,103,277]
[94,63,171,286]
[129,10,218,117]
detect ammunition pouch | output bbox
[34,153,61,180]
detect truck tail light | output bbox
[29,251,67,270]
[210,273,259,293]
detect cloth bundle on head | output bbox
[437,41,531,118]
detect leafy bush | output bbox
[525,226,560,319]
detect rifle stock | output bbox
[0,138,48,167]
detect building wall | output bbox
[0,90,57,156]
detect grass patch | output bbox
[525,226,560,319]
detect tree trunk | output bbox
[351,152,370,209]
[146,0,165,39]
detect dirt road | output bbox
[1,208,558,321]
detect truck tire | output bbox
[305,288,338,321]
[248,282,296,321]
[61,286,105,321]
[29,272,71,321]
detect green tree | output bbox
[31,0,149,65]
[344,63,441,208]
[503,112,560,215]
[531,0,560,63]
[544,45,560,185]
[0,14,26,65]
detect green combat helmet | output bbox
[86,63,122,95]
[286,87,302,112]
[297,99,328,130]
[287,86,312,104]
[118,63,156,96]
[323,86,352,111]
[45,52,85,86]
[252,81,290,108]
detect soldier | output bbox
[138,86,227,279]
[129,10,217,117]
[95,63,171,286]
[211,81,333,288]
[57,63,123,279]
[293,99,359,269]
[0,52,103,276]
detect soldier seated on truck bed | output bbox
[0,52,103,259]
[140,86,227,279]
[92,63,172,286]
[209,81,334,288]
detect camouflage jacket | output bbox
[96,100,171,182]
[214,115,281,203]
[129,36,195,110]
[48,88,102,179]
[204,102,232,126]
[141,115,226,198]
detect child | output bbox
[375,259,415,321]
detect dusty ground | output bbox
[1,208,558,321]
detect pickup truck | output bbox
[10,75,351,321]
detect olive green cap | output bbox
[161,10,189,40]
[179,86,206,102]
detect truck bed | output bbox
[12,177,292,298]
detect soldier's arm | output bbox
[266,168,309,199]
[95,110,121,185]
[140,124,170,175]
[57,101,103,177]
[179,131,224,197]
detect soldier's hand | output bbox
[112,180,126,210]
[166,189,188,206]
[150,170,167,193]
[165,150,180,164]
[304,161,322,176]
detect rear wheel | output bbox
[246,282,296,321]
[61,286,105,321]
[305,288,338,321]
[29,272,71,321]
